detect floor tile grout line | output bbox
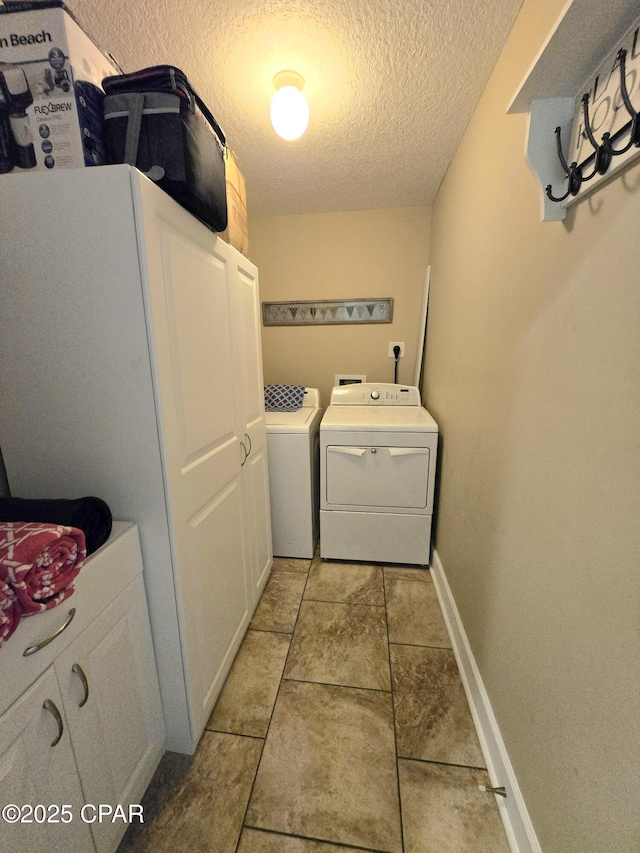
[303,595,386,607]
[247,627,294,636]
[232,736,266,853]
[383,573,406,853]
[281,675,392,694]
[203,726,266,741]
[388,640,454,651]
[397,754,489,772]
[234,553,312,853]
[242,822,398,853]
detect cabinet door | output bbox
[234,259,267,451]
[0,668,93,853]
[55,575,164,853]
[133,177,251,745]
[243,443,273,601]
[233,257,273,602]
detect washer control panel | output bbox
[330,383,421,406]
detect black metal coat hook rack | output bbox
[603,48,640,155]
[546,126,582,202]
[579,92,612,177]
[546,48,640,204]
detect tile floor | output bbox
[119,553,510,853]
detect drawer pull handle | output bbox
[42,698,64,747]
[71,663,90,707]
[245,432,252,456]
[23,608,76,657]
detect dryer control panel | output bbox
[330,383,421,406]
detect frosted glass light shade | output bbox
[270,72,309,141]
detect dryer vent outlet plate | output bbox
[335,374,366,386]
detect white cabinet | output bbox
[0,668,92,853]
[55,575,164,853]
[0,523,164,853]
[0,165,272,753]
[133,176,255,738]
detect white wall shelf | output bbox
[508,0,640,221]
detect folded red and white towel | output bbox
[0,579,20,649]
[0,521,86,648]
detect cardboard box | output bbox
[0,1,119,174]
[219,147,249,256]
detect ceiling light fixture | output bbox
[270,71,309,141]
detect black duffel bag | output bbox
[0,496,112,556]
[102,65,227,232]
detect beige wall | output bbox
[425,1,640,851]
[248,207,431,405]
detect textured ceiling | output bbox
[42,0,522,215]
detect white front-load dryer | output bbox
[320,383,438,565]
[266,388,323,558]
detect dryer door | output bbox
[325,444,430,509]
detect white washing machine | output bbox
[320,383,438,565]
[266,388,323,558]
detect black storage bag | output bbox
[0,496,112,556]
[103,66,227,231]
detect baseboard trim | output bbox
[430,549,542,853]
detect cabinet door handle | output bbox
[240,440,248,467]
[244,432,252,456]
[42,698,64,747]
[71,663,90,707]
[23,608,76,657]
